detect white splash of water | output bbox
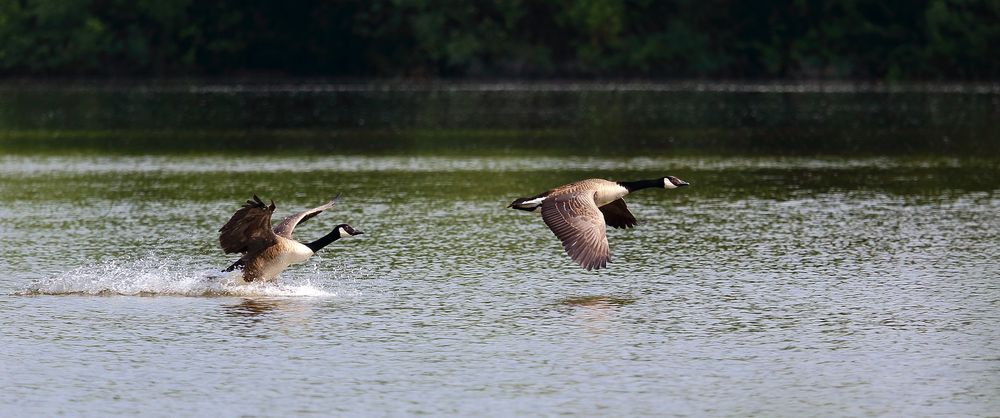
[21,255,373,297]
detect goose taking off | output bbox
[508,176,689,270]
[219,194,363,283]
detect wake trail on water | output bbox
[20,254,378,297]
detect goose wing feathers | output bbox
[272,194,340,239]
[541,191,610,270]
[599,198,637,229]
[219,195,277,254]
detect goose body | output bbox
[218,195,363,283]
[243,237,314,282]
[509,176,689,270]
[509,179,628,212]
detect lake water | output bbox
[1,83,999,417]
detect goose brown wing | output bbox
[272,194,340,239]
[218,195,277,254]
[541,191,611,270]
[599,198,637,229]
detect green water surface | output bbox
[1,83,998,417]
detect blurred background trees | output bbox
[1,0,997,79]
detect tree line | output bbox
[1,0,997,79]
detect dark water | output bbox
[1,83,998,417]
[1,81,998,156]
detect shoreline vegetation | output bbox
[1,1,998,80]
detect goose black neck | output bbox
[618,179,661,193]
[306,231,340,253]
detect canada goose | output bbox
[219,194,364,283]
[508,176,689,270]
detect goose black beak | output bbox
[677,180,690,187]
[354,229,365,235]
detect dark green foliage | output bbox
[0,0,997,79]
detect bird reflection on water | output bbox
[219,297,329,340]
[225,298,287,317]
[560,295,637,334]
[560,295,637,309]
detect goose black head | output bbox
[335,224,365,238]
[663,176,690,189]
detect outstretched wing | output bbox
[541,191,611,270]
[272,194,340,239]
[599,198,637,229]
[218,195,278,254]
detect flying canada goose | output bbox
[508,176,689,270]
[219,194,364,283]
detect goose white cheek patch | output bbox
[663,178,677,189]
